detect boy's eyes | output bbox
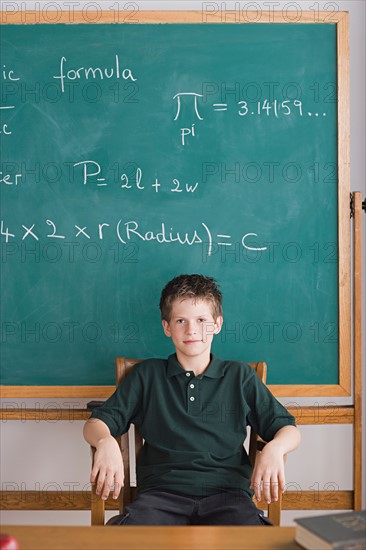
[176,318,207,324]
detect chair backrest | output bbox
[91,358,282,525]
[115,357,142,512]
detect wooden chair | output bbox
[91,358,283,526]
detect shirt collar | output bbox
[167,354,224,378]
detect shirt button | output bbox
[190,396,195,401]
[186,372,191,377]
[190,384,195,389]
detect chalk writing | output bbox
[173,91,327,145]
[0,221,15,242]
[0,57,325,262]
[238,98,304,117]
[0,170,22,186]
[0,123,12,136]
[53,54,137,94]
[1,64,20,138]
[0,218,267,255]
[173,92,204,121]
[0,65,20,81]
[0,105,15,137]
[72,161,199,193]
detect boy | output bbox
[84,274,300,525]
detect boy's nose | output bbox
[186,322,197,334]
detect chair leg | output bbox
[268,491,282,526]
[91,481,105,526]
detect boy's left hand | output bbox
[249,440,286,504]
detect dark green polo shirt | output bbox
[91,354,296,497]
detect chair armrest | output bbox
[252,438,287,526]
[90,446,105,526]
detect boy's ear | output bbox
[214,316,223,334]
[162,319,171,338]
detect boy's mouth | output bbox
[183,340,202,344]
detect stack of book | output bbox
[295,510,366,549]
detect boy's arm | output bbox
[83,418,124,501]
[250,425,301,504]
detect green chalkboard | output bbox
[0,18,350,395]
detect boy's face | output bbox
[162,298,223,363]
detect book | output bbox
[295,510,366,549]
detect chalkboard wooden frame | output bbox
[0,11,350,397]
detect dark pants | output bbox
[107,490,272,526]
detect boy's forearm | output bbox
[271,425,301,455]
[83,418,113,447]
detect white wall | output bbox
[1,0,365,527]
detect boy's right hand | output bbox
[91,436,124,501]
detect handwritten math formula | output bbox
[173,92,327,145]
[0,218,267,256]
[1,41,336,263]
[72,161,199,193]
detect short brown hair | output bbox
[159,274,222,321]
